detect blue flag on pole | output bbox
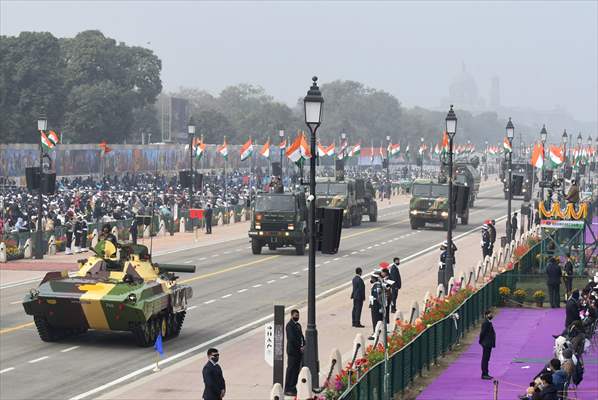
[154,333,163,356]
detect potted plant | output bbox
[499,287,511,306]
[513,288,527,305]
[533,290,545,307]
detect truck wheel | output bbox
[343,215,351,228]
[461,210,469,225]
[410,220,418,230]
[369,205,378,222]
[268,243,277,251]
[251,238,262,255]
[353,211,362,226]
[295,241,305,255]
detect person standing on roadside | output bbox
[546,257,562,308]
[389,257,402,314]
[368,272,383,340]
[350,267,366,328]
[511,212,518,240]
[204,204,213,234]
[481,224,492,259]
[284,309,305,397]
[479,309,496,380]
[202,348,225,400]
[488,220,497,255]
[563,253,574,298]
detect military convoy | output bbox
[502,160,535,201]
[315,177,377,228]
[409,179,470,230]
[248,191,308,255]
[454,162,481,206]
[23,241,195,347]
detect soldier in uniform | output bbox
[80,216,89,252]
[368,271,383,340]
[73,215,83,254]
[64,212,74,255]
[488,219,496,255]
[481,224,491,259]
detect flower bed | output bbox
[323,287,475,399]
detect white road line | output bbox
[367,246,373,249]
[187,305,198,311]
[28,356,49,364]
[324,261,331,264]
[68,205,507,400]
[0,367,15,374]
[221,294,232,299]
[237,289,248,293]
[211,254,219,258]
[252,284,262,288]
[10,300,22,305]
[303,267,309,271]
[267,280,276,284]
[359,249,366,252]
[61,346,79,353]
[342,254,349,258]
[315,264,321,267]
[292,271,300,275]
[223,251,230,255]
[351,251,358,255]
[204,300,216,304]
[280,275,288,280]
[184,260,193,264]
[333,257,340,261]
[199,257,207,261]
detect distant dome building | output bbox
[448,63,484,108]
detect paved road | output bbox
[0,182,520,400]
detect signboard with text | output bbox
[540,220,584,230]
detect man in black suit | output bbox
[350,267,366,327]
[389,257,402,314]
[284,309,305,397]
[565,290,581,330]
[479,309,496,380]
[546,257,562,308]
[204,204,213,234]
[511,212,518,240]
[202,348,225,400]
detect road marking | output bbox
[223,251,230,255]
[367,246,373,249]
[199,257,207,261]
[374,244,380,247]
[292,271,300,275]
[252,284,262,288]
[61,346,80,353]
[68,188,507,400]
[204,300,216,304]
[342,254,349,258]
[28,356,49,364]
[237,289,248,293]
[184,260,193,264]
[267,280,276,284]
[324,261,331,264]
[351,251,358,255]
[0,322,34,335]
[0,367,15,374]
[303,267,309,271]
[187,305,198,311]
[10,300,22,305]
[180,255,279,285]
[359,249,366,252]
[333,257,340,261]
[221,294,232,299]
[280,275,288,280]
[211,254,219,258]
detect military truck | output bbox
[315,178,362,228]
[355,178,378,222]
[409,179,470,230]
[454,162,481,207]
[503,161,535,201]
[22,241,194,347]
[248,191,308,255]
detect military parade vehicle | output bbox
[23,241,195,347]
[315,177,362,228]
[409,178,470,230]
[454,158,481,207]
[502,160,535,201]
[355,178,378,222]
[249,191,308,255]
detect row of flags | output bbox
[529,142,595,170]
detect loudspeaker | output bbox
[195,173,203,189]
[272,162,282,176]
[382,159,389,169]
[26,167,41,190]
[179,170,191,188]
[41,173,56,195]
[564,165,572,179]
[454,185,470,215]
[579,165,586,175]
[544,169,554,181]
[512,175,523,196]
[335,159,344,171]
[317,207,343,254]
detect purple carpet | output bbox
[417,308,598,400]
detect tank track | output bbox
[34,316,87,342]
[132,310,186,347]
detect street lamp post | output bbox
[34,115,48,259]
[588,136,593,190]
[420,137,424,177]
[577,132,583,177]
[540,125,547,200]
[444,105,457,290]
[188,118,196,207]
[386,135,391,197]
[303,76,324,388]
[506,118,515,242]
[279,130,285,178]
[341,132,347,159]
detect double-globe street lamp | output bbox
[386,135,391,197]
[540,125,548,201]
[588,136,593,190]
[279,130,285,178]
[188,118,196,206]
[443,105,457,290]
[34,115,48,259]
[506,118,515,242]
[303,76,324,388]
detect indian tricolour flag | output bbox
[240,139,253,161]
[259,139,270,158]
[194,138,206,160]
[530,143,544,169]
[548,145,564,168]
[324,143,335,157]
[41,130,59,151]
[389,143,400,157]
[217,138,228,159]
[503,137,512,153]
[349,143,361,157]
[286,134,311,163]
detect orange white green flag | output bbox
[259,138,270,158]
[530,143,544,169]
[217,138,228,159]
[503,137,512,153]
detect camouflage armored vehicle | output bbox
[454,162,481,207]
[249,191,308,255]
[503,161,535,201]
[355,178,378,222]
[409,179,470,230]
[22,241,195,347]
[315,177,362,228]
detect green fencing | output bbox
[339,270,517,400]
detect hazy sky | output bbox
[2,0,597,123]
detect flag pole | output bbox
[153,352,160,372]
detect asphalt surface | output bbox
[0,182,520,400]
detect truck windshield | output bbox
[412,184,448,197]
[254,195,295,212]
[412,184,430,196]
[430,185,448,197]
[316,183,347,195]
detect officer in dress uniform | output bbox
[65,212,74,255]
[481,224,492,259]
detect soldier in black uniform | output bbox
[284,309,305,397]
[100,223,118,247]
[481,224,492,259]
[80,217,88,252]
[73,215,83,254]
[368,272,383,340]
[65,213,74,255]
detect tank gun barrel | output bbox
[155,263,196,273]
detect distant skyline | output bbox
[2,1,597,125]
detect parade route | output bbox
[0,182,517,400]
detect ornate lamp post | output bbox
[279,130,285,178]
[540,125,548,200]
[386,135,391,195]
[187,118,196,206]
[341,132,347,159]
[506,118,515,242]
[34,115,48,259]
[444,105,457,289]
[588,136,593,190]
[303,76,324,388]
[562,129,569,166]
[419,137,424,177]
